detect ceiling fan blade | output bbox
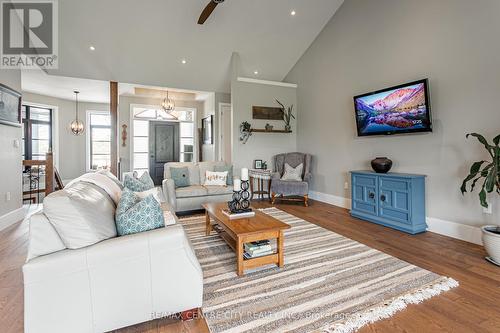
[198,1,218,25]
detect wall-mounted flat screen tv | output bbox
[354,79,432,136]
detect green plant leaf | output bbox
[493,134,500,146]
[479,187,488,208]
[460,161,488,194]
[485,164,497,193]
[466,133,493,157]
[470,175,483,192]
[469,160,486,174]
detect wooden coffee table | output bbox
[203,202,291,276]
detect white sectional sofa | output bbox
[23,178,203,333]
[162,161,234,213]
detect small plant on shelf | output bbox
[275,99,295,132]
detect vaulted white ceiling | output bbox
[48,0,344,93]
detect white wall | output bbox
[231,79,297,172]
[201,93,216,161]
[285,0,500,230]
[0,69,23,224]
[22,92,109,180]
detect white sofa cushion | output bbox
[205,185,233,196]
[27,212,66,261]
[175,185,208,198]
[43,182,117,249]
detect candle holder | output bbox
[227,180,253,214]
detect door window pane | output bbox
[134,153,148,169]
[133,137,148,153]
[180,122,194,138]
[134,120,149,136]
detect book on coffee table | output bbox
[222,208,255,219]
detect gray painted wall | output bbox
[231,80,297,172]
[22,92,109,180]
[285,0,500,227]
[200,92,231,162]
[0,69,22,218]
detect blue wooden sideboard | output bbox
[350,171,427,234]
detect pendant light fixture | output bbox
[70,90,84,135]
[161,90,175,113]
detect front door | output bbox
[149,121,179,185]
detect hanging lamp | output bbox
[70,90,84,135]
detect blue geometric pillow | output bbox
[116,188,164,236]
[124,172,155,192]
[139,171,155,189]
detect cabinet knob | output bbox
[368,192,375,199]
[380,194,386,202]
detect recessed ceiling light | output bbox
[89,46,95,51]
[291,10,296,16]
[181,59,187,64]
[254,71,259,75]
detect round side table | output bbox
[249,169,273,201]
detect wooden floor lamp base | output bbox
[271,193,308,207]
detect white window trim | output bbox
[129,104,197,175]
[86,110,111,172]
[22,101,60,171]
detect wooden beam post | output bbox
[110,81,118,176]
[45,151,54,196]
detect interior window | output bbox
[22,105,53,161]
[88,111,111,170]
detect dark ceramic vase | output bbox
[371,157,393,173]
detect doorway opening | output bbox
[130,105,196,183]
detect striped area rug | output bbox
[180,208,458,333]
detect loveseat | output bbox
[162,161,234,213]
[23,175,203,333]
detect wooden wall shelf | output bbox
[251,129,292,133]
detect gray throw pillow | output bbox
[170,167,190,188]
[215,165,233,185]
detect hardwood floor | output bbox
[1,200,499,332]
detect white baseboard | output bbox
[309,191,352,209]
[0,207,26,232]
[309,190,482,245]
[426,217,482,245]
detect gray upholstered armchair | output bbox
[270,152,312,206]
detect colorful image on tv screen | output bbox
[355,82,429,135]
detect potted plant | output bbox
[275,99,295,132]
[461,133,500,266]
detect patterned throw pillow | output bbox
[204,171,228,186]
[123,172,155,192]
[116,189,164,236]
[215,165,233,185]
[170,167,190,188]
[281,163,303,181]
[139,171,155,189]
